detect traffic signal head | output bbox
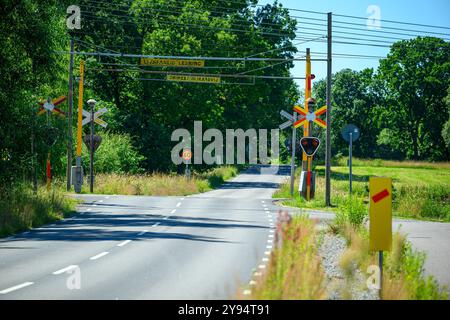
[300,137,321,156]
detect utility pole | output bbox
[325,12,332,207]
[31,106,37,195]
[289,112,297,196]
[302,48,312,172]
[87,99,96,193]
[66,38,75,191]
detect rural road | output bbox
[0,165,289,299]
[0,164,448,299]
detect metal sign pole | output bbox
[379,250,383,299]
[66,38,75,191]
[349,132,353,195]
[290,112,297,196]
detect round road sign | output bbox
[182,149,192,161]
[341,124,360,142]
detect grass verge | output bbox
[239,214,327,299]
[0,183,77,238]
[71,165,239,196]
[333,197,448,300]
[273,158,450,221]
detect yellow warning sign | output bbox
[140,58,205,68]
[166,75,221,84]
[369,177,392,251]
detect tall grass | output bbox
[0,183,77,237]
[240,214,327,300]
[334,201,447,300]
[78,166,239,196]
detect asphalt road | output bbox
[0,165,290,299]
[1,164,448,299]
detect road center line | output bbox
[170,209,177,214]
[117,240,132,247]
[90,252,109,260]
[176,202,181,207]
[153,222,160,227]
[53,265,78,275]
[0,282,34,294]
[181,198,185,201]
[138,230,148,236]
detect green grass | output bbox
[274,158,450,221]
[0,183,77,238]
[74,165,239,196]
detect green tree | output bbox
[378,37,450,160]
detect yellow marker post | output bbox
[369,176,392,297]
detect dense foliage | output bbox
[0,1,448,189]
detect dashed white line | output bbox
[249,280,257,286]
[90,252,109,260]
[181,198,185,201]
[176,202,181,207]
[98,200,103,203]
[258,264,266,269]
[262,257,269,262]
[264,251,271,255]
[53,265,78,275]
[254,272,262,277]
[138,230,148,236]
[0,282,34,294]
[153,222,160,227]
[243,290,251,295]
[269,230,275,233]
[267,239,273,244]
[117,240,132,247]
[170,209,177,214]
[105,196,110,199]
[266,245,273,249]
[261,201,265,203]
[268,234,274,238]
[87,208,92,211]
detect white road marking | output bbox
[181,198,185,201]
[98,200,103,203]
[105,196,110,199]
[264,251,271,255]
[266,245,273,249]
[258,264,266,269]
[249,280,257,286]
[254,272,262,277]
[268,234,274,238]
[117,240,132,247]
[170,209,176,214]
[267,239,273,243]
[176,202,181,207]
[262,257,269,262]
[138,230,148,236]
[0,282,34,294]
[243,290,251,295]
[87,208,92,211]
[153,222,160,227]
[23,231,30,235]
[262,204,267,207]
[93,204,97,207]
[261,201,265,203]
[53,265,78,275]
[90,252,109,260]
[269,230,275,233]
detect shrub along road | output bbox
[0,165,448,298]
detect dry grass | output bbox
[239,213,327,300]
[337,223,447,300]
[77,166,238,196]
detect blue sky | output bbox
[258,0,450,89]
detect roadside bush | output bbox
[335,196,367,228]
[82,131,144,174]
